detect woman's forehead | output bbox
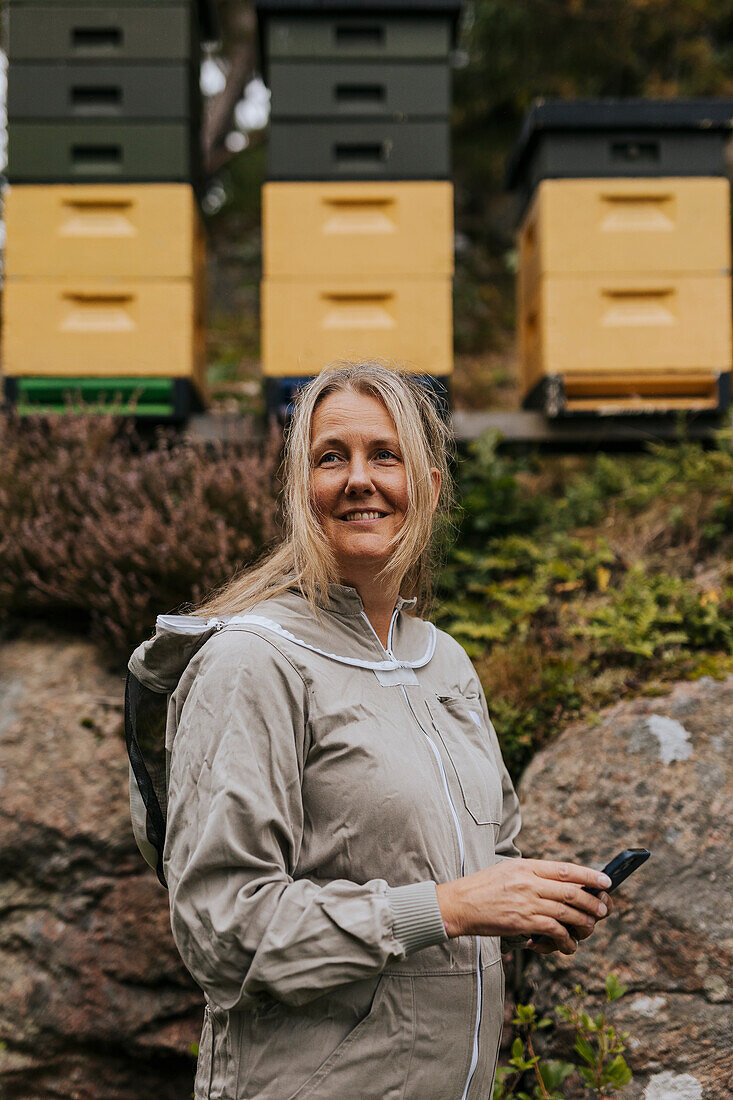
[310,390,398,443]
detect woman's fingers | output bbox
[537,879,609,921]
[527,937,571,955]
[573,920,595,942]
[530,859,612,892]
[543,900,596,931]
[572,891,613,940]
[548,888,614,944]
[527,939,557,955]
[527,920,578,954]
[529,886,616,949]
[528,938,576,956]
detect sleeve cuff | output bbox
[386,881,448,956]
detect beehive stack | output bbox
[507,100,733,417]
[256,0,462,418]
[3,0,218,417]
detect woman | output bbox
[129,362,611,1099]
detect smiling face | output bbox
[310,389,414,586]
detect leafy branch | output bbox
[494,974,632,1099]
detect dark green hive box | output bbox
[7,0,220,47]
[8,5,195,62]
[8,63,194,120]
[7,121,198,181]
[267,119,449,179]
[269,60,449,119]
[255,0,462,78]
[266,14,452,61]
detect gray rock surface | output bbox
[0,627,201,1100]
[516,675,733,1100]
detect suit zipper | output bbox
[362,610,482,1100]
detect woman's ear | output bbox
[430,467,441,513]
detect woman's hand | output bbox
[526,888,614,954]
[435,859,612,956]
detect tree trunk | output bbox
[201,0,259,177]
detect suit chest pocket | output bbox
[426,696,503,827]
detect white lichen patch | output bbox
[629,994,667,1017]
[709,732,729,754]
[644,1071,703,1099]
[645,714,693,765]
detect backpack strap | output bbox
[125,669,170,887]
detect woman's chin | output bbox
[335,546,393,574]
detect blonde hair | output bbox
[195,361,454,618]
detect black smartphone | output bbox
[532,848,651,947]
[583,848,650,897]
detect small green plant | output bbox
[494,974,632,1099]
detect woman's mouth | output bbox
[339,510,388,522]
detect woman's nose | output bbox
[345,456,374,494]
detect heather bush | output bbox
[0,413,282,662]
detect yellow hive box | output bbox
[262,277,452,377]
[4,279,205,392]
[4,183,202,280]
[518,177,731,310]
[556,372,726,413]
[519,273,732,402]
[263,181,454,278]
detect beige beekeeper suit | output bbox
[131,584,522,1099]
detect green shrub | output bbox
[571,567,733,662]
[455,431,550,541]
[439,434,733,777]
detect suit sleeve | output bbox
[164,630,445,1012]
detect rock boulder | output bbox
[0,627,201,1100]
[516,675,733,1099]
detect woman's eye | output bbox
[319,452,340,464]
[375,449,397,461]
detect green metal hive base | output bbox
[3,376,201,418]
